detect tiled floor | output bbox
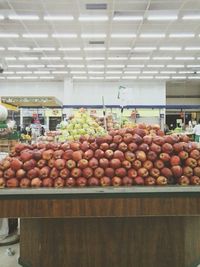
[0,243,20,267]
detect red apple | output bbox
[128,168,137,178]
[123,133,133,144]
[94,167,104,178]
[20,150,33,162]
[37,159,47,168]
[122,160,132,169]
[178,175,190,186]
[61,143,70,151]
[72,150,83,162]
[154,159,164,169]
[94,149,104,159]
[31,177,42,187]
[136,151,147,162]
[80,141,90,152]
[104,149,114,159]
[66,177,76,187]
[16,169,26,179]
[50,167,59,179]
[185,158,198,168]
[70,142,80,151]
[160,167,173,178]
[138,167,148,178]
[138,143,149,153]
[76,177,87,187]
[90,142,98,151]
[115,167,127,178]
[42,149,54,161]
[88,177,100,186]
[6,178,19,188]
[162,143,173,154]
[118,142,128,152]
[190,176,200,185]
[104,167,115,178]
[170,155,180,166]
[0,159,10,170]
[113,150,125,161]
[143,160,153,170]
[133,176,144,185]
[0,177,6,188]
[124,151,135,162]
[190,149,200,160]
[60,168,70,178]
[110,158,121,169]
[66,159,76,169]
[183,166,193,177]
[62,149,73,160]
[100,143,110,151]
[14,143,26,153]
[19,178,31,188]
[194,166,200,177]
[53,150,64,159]
[150,168,160,178]
[54,159,65,170]
[173,142,184,153]
[48,158,55,168]
[147,151,157,161]
[132,160,142,170]
[99,158,109,169]
[100,176,111,186]
[153,136,165,146]
[82,167,93,178]
[71,168,82,178]
[54,177,65,188]
[4,168,15,179]
[122,176,133,186]
[156,176,168,185]
[128,142,138,152]
[171,165,183,178]
[10,159,23,171]
[109,143,118,151]
[88,158,99,169]
[159,153,170,163]
[150,143,161,154]
[83,149,94,160]
[112,176,122,186]
[144,177,156,186]
[178,151,189,160]
[27,167,39,179]
[42,178,53,187]
[113,135,123,144]
[143,135,152,145]
[77,159,88,169]
[132,134,143,144]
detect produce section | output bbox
[0,123,199,189]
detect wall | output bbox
[0,81,64,103]
[64,81,166,106]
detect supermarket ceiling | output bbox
[0,0,200,81]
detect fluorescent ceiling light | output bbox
[7,65,25,68]
[63,57,83,60]
[27,65,45,68]
[73,76,87,79]
[122,76,137,79]
[187,65,200,68]
[0,77,5,79]
[152,57,172,60]
[89,77,104,80]
[5,57,16,61]
[113,16,143,21]
[155,76,170,79]
[88,71,104,74]
[175,57,194,60]
[7,76,22,80]
[71,71,86,74]
[106,71,122,74]
[107,65,124,68]
[171,76,186,79]
[147,64,164,68]
[0,33,19,38]
[109,47,131,51]
[81,33,106,38]
[41,57,61,60]
[87,65,105,68]
[111,33,136,38]
[85,57,105,60]
[59,47,80,51]
[160,47,182,51]
[23,76,38,79]
[167,65,185,68]
[108,57,127,60]
[105,76,120,79]
[68,64,84,68]
[44,15,74,21]
[127,64,144,68]
[19,57,38,60]
[169,33,195,38]
[40,76,55,79]
[160,71,176,74]
[23,33,48,38]
[34,71,50,74]
[188,76,200,79]
[185,47,200,51]
[147,15,177,21]
[16,71,32,74]
[52,33,77,38]
[143,71,158,74]
[140,33,165,38]
[33,47,55,51]
[182,15,200,20]
[124,71,140,74]
[3,71,15,74]
[8,47,30,51]
[0,15,4,20]
[79,16,108,21]
[8,15,39,20]
[47,65,65,68]
[134,47,156,51]
[179,71,194,74]
[0,47,4,51]
[130,57,150,60]
[84,47,106,51]
[138,76,153,79]
[52,71,68,74]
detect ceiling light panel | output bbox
[27,65,45,68]
[113,16,143,21]
[175,57,195,60]
[155,76,170,79]
[122,76,137,79]
[33,47,56,51]
[152,57,172,60]
[87,65,105,68]
[19,57,38,61]
[111,34,136,38]
[84,47,106,51]
[68,64,85,68]
[147,65,165,68]
[106,71,122,74]
[107,65,124,68]
[160,47,182,51]
[52,33,77,38]
[0,33,19,38]
[7,65,25,68]
[109,47,131,51]
[140,34,165,38]
[22,34,48,38]
[134,47,157,51]
[63,57,83,60]
[70,71,86,74]
[8,15,39,20]
[169,33,195,38]
[16,71,32,74]
[130,57,150,60]
[127,65,144,68]
[185,47,200,51]
[167,65,185,68]
[108,57,128,60]
[59,47,81,51]
[85,57,105,60]
[47,65,65,68]
[81,34,106,38]
[73,76,87,80]
[160,71,176,74]
[0,16,4,20]
[44,15,74,21]
[40,76,55,79]
[41,57,61,60]
[79,16,108,21]
[182,15,200,20]
[52,71,68,74]
[8,47,30,51]
[147,15,178,21]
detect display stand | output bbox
[0,187,200,267]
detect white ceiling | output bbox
[0,0,200,81]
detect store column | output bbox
[63,78,74,118]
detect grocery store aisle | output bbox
[0,243,20,267]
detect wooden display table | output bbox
[0,187,200,267]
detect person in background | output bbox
[40,126,45,136]
[193,119,200,142]
[164,124,170,134]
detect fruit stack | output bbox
[59,110,106,142]
[0,127,199,188]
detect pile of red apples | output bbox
[0,127,200,188]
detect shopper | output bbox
[40,126,45,136]
[193,119,200,142]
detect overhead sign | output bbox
[45,109,62,117]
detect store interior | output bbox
[0,0,200,267]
